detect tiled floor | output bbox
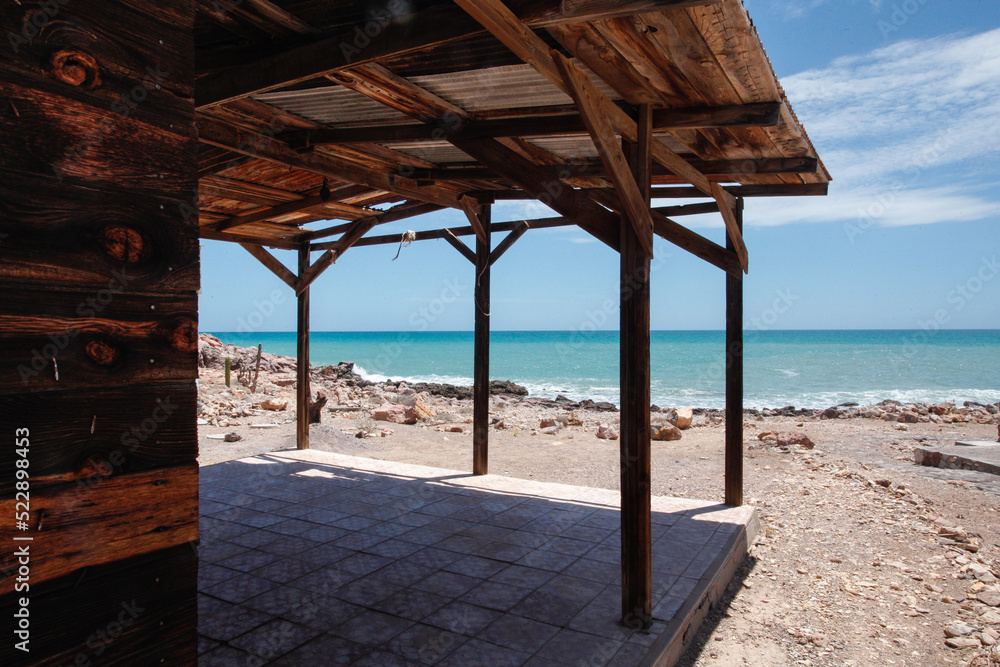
[197,450,756,666]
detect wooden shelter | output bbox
[0,0,827,663]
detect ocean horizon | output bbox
[207,329,1000,410]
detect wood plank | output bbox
[473,206,492,476]
[489,221,531,266]
[0,465,198,593]
[725,198,745,506]
[0,384,196,496]
[196,0,721,107]
[196,114,461,209]
[313,216,575,251]
[240,243,299,290]
[0,544,196,666]
[0,0,193,116]
[451,136,619,250]
[619,118,652,630]
[291,102,780,146]
[0,171,199,292]
[0,287,198,394]
[443,229,477,265]
[556,53,653,258]
[0,67,196,201]
[297,246,310,450]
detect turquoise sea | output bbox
[209,330,1000,410]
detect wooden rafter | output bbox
[452,0,749,271]
[284,102,781,146]
[214,195,373,232]
[196,0,720,107]
[557,54,653,258]
[196,114,462,209]
[298,202,443,243]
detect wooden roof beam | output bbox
[488,221,530,266]
[557,54,653,258]
[214,194,373,232]
[443,229,477,264]
[453,0,746,271]
[196,114,462,209]
[196,0,720,107]
[406,157,819,182]
[284,102,782,147]
[473,183,830,199]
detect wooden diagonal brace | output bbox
[443,229,477,264]
[240,243,299,290]
[489,221,530,266]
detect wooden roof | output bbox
[194,0,830,270]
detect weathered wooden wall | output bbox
[0,1,199,664]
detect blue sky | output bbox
[200,0,1000,333]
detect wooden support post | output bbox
[297,245,311,450]
[725,198,745,506]
[473,205,492,475]
[620,105,653,630]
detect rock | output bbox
[981,610,1000,624]
[258,397,288,411]
[978,588,1000,607]
[540,418,558,428]
[821,407,841,419]
[371,404,417,425]
[309,391,327,424]
[757,431,778,441]
[413,398,436,421]
[223,432,242,442]
[944,622,977,638]
[560,412,583,427]
[776,432,815,448]
[378,428,394,437]
[660,408,679,425]
[898,410,919,423]
[652,423,683,441]
[539,426,560,435]
[445,426,464,433]
[930,402,956,415]
[675,406,693,429]
[596,423,619,440]
[944,636,980,649]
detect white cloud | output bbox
[768,0,882,20]
[771,28,1000,228]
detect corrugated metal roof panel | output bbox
[253,62,620,127]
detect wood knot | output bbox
[85,339,121,366]
[99,224,145,263]
[50,49,101,88]
[77,456,114,479]
[170,319,198,352]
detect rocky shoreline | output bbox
[197,334,999,440]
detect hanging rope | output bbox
[392,230,416,261]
